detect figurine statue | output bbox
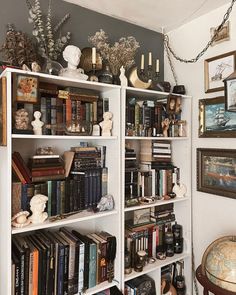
[97,194,114,212]
[99,111,113,136]
[173,183,187,198]
[59,45,88,80]
[161,118,170,137]
[28,194,48,224]
[15,108,30,130]
[119,66,128,87]
[31,111,44,135]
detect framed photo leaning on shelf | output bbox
[204,51,236,93]
[13,73,39,103]
[197,148,236,199]
[224,73,236,112]
[199,96,236,137]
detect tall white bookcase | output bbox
[0,68,192,295]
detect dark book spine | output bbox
[64,178,71,214]
[60,180,66,214]
[57,245,65,295]
[51,181,57,216]
[46,97,51,135]
[56,180,61,215]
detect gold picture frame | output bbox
[204,51,236,93]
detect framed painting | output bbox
[224,73,236,112]
[199,96,236,137]
[204,50,236,93]
[197,148,236,199]
[13,73,39,103]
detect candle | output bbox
[156,59,159,72]
[148,52,152,66]
[141,54,144,70]
[92,47,96,64]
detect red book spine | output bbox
[12,152,31,183]
[31,168,65,177]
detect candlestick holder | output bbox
[88,63,98,82]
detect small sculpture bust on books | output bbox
[99,111,113,136]
[59,45,88,81]
[31,111,44,135]
[29,194,48,224]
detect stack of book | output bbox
[11,227,116,295]
[140,140,172,164]
[29,153,65,183]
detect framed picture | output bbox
[204,51,236,93]
[210,21,230,46]
[0,76,7,146]
[197,148,236,199]
[224,74,236,112]
[167,94,182,115]
[14,73,38,103]
[199,96,236,137]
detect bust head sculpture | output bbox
[59,45,88,80]
[99,111,113,136]
[29,194,48,224]
[31,111,44,135]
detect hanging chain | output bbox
[164,0,236,64]
[164,38,178,84]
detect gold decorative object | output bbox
[128,67,152,89]
[79,47,102,73]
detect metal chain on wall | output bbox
[164,0,236,84]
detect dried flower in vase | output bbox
[26,0,71,61]
[1,23,38,68]
[88,29,140,76]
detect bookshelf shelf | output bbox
[12,134,118,140]
[124,197,190,212]
[12,209,118,234]
[125,136,189,141]
[84,280,119,295]
[124,252,191,282]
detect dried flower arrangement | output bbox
[26,0,71,61]
[88,29,140,76]
[1,24,38,67]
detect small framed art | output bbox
[14,73,39,103]
[224,73,236,112]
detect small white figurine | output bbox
[119,66,128,87]
[31,111,44,135]
[173,183,187,198]
[59,45,88,80]
[29,194,48,224]
[99,111,113,136]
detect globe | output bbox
[202,236,236,292]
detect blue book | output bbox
[86,234,97,288]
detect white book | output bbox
[153,148,171,154]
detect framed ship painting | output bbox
[197,148,236,199]
[199,96,236,137]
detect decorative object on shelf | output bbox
[119,66,128,87]
[200,236,236,292]
[11,211,31,228]
[204,51,236,93]
[59,45,88,80]
[128,66,152,89]
[138,52,160,85]
[178,120,187,137]
[224,71,236,112]
[98,63,113,84]
[173,183,187,198]
[88,29,139,78]
[31,111,44,135]
[197,148,236,199]
[96,194,114,212]
[13,73,38,103]
[211,21,230,46]
[88,47,98,82]
[92,124,100,136]
[66,120,92,136]
[125,248,132,274]
[161,278,177,295]
[31,61,41,72]
[79,47,102,73]
[36,146,53,155]
[28,194,48,224]
[14,108,30,131]
[199,96,236,137]
[42,58,63,76]
[26,0,71,63]
[172,85,186,95]
[162,118,170,137]
[137,250,147,268]
[99,111,113,136]
[1,23,38,68]
[167,95,182,115]
[172,222,184,254]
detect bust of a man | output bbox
[59,45,88,80]
[29,194,48,224]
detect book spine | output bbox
[101,167,108,197]
[40,97,47,135]
[67,244,75,295]
[78,244,84,293]
[88,243,97,288]
[56,180,61,215]
[46,97,51,135]
[60,180,66,214]
[31,168,65,177]
[57,245,65,295]
[47,180,52,217]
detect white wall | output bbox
[164,3,236,293]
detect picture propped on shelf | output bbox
[13,73,39,103]
[199,96,236,137]
[197,148,236,199]
[204,51,236,93]
[167,94,182,115]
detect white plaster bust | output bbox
[99,111,113,136]
[119,66,128,86]
[59,45,88,80]
[31,111,44,135]
[29,194,48,224]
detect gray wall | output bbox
[0,0,164,79]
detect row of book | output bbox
[12,167,108,218]
[14,84,110,136]
[12,228,116,295]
